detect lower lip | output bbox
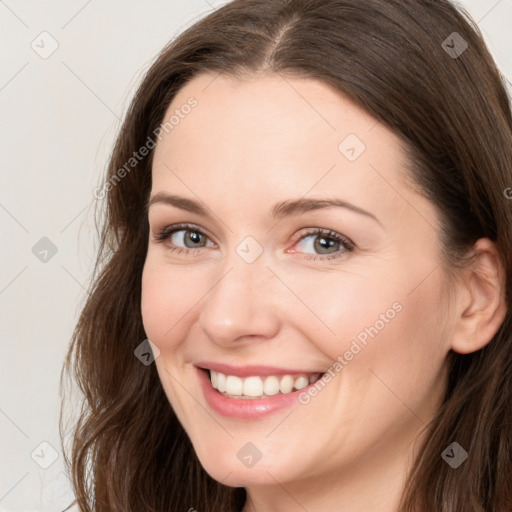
[196,367,319,421]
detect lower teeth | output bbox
[221,393,271,400]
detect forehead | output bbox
[154,72,397,168]
[150,72,432,232]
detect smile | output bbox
[209,370,322,399]
[195,363,327,420]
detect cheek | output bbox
[292,262,449,385]
[330,268,450,424]
[140,258,204,350]
[282,265,406,360]
[288,268,449,457]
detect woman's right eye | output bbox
[154,223,216,253]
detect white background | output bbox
[0,1,510,510]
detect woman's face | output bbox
[141,72,454,489]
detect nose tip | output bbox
[198,264,281,346]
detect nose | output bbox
[198,256,281,347]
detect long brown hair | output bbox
[60,0,512,510]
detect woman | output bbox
[60,0,512,510]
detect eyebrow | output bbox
[147,192,383,227]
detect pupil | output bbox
[186,231,202,247]
[315,236,337,254]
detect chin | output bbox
[200,458,292,487]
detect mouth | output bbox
[195,363,327,420]
[207,369,323,399]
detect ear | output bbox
[450,238,507,355]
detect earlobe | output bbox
[450,238,507,355]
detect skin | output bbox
[140,72,506,512]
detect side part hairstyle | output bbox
[60,1,512,511]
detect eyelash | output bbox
[153,222,355,261]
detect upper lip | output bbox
[195,361,324,377]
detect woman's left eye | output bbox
[289,229,355,261]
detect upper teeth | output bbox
[209,371,321,398]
